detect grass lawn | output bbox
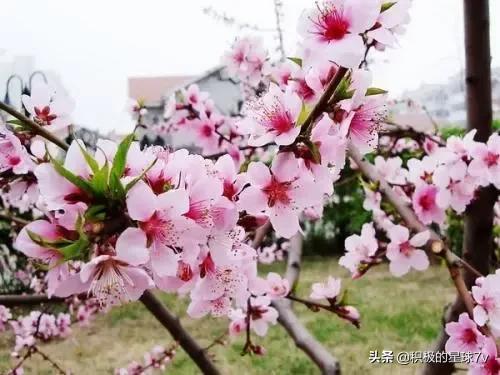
[1,258,459,374]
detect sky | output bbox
[1,0,499,134]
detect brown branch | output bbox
[300,67,348,136]
[251,220,271,249]
[0,101,69,151]
[271,234,341,374]
[0,294,65,307]
[0,212,30,226]
[32,346,67,374]
[139,290,220,375]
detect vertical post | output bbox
[423,1,495,374]
[462,0,495,286]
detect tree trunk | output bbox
[422,1,494,374]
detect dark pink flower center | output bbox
[461,328,479,345]
[34,106,57,125]
[223,180,237,200]
[418,192,435,211]
[485,151,499,167]
[177,261,193,282]
[296,79,316,102]
[485,358,500,374]
[199,253,216,278]
[140,212,176,246]
[400,241,412,256]
[8,155,21,166]
[201,124,213,137]
[313,5,350,42]
[263,177,291,207]
[268,109,294,135]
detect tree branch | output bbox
[139,290,220,375]
[272,234,341,374]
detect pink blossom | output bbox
[223,36,269,85]
[374,156,407,185]
[339,222,378,276]
[367,0,411,48]
[290,62,338,104]
[445,313,485,353]
[471,272,500,332]
[228,308,247,336]
[248,296,278,336]
[54,228,154,307]
[469,133,500,188]
[406,156,437,185]
[266,272,290,299]
[35,140,91,211]
[298,0,381,68]
[469,337,500,375]
[0,126,33,174]
[240,83,302,146]
[183,84,209,113]
[238,152,320,238]
[433,162,476,214]
[310,276,341,300]
[214,154,244,202]
[188,264,248,318]
[21,82,74,133]
[14,220,70,297]
[126,181,206,278]
[0,305,12,331]
[412,183,445,225]
[338,70,385,154]
[191,115,220,155]
[386,225,430,277]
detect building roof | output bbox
[128,75,194,106]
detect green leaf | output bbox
[337,289,350,306]
[58,236,90,261]
[26,230,72,248]
[111,134,135,179]
[109,170,126,200]
[75,140,99,173]
[365,87,388,96]
[124,158,157,193]
[381,1,396,12]
[287,57,302,67]
[296,103,311,127]
[304,139,322,164]
[48,152,94,195]
[85,204,107,220]
[90,162,110,197]
[6,119,25,127]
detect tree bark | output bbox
[139,291,220,375]
[423,1,495,374]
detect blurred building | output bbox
[127,66,242,148]
[392,67,500,130]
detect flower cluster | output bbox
[115,344,177,375]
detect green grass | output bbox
[0,258,457,374]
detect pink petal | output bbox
[126,181,157,221]
[238,187,268,215]
[409,231,430,248]
[157,188,190,216]
[246,162,271,187]
[410,250,429,271]
[269,206,300,239]
[115,228,149,266]
[271,152,299,181]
